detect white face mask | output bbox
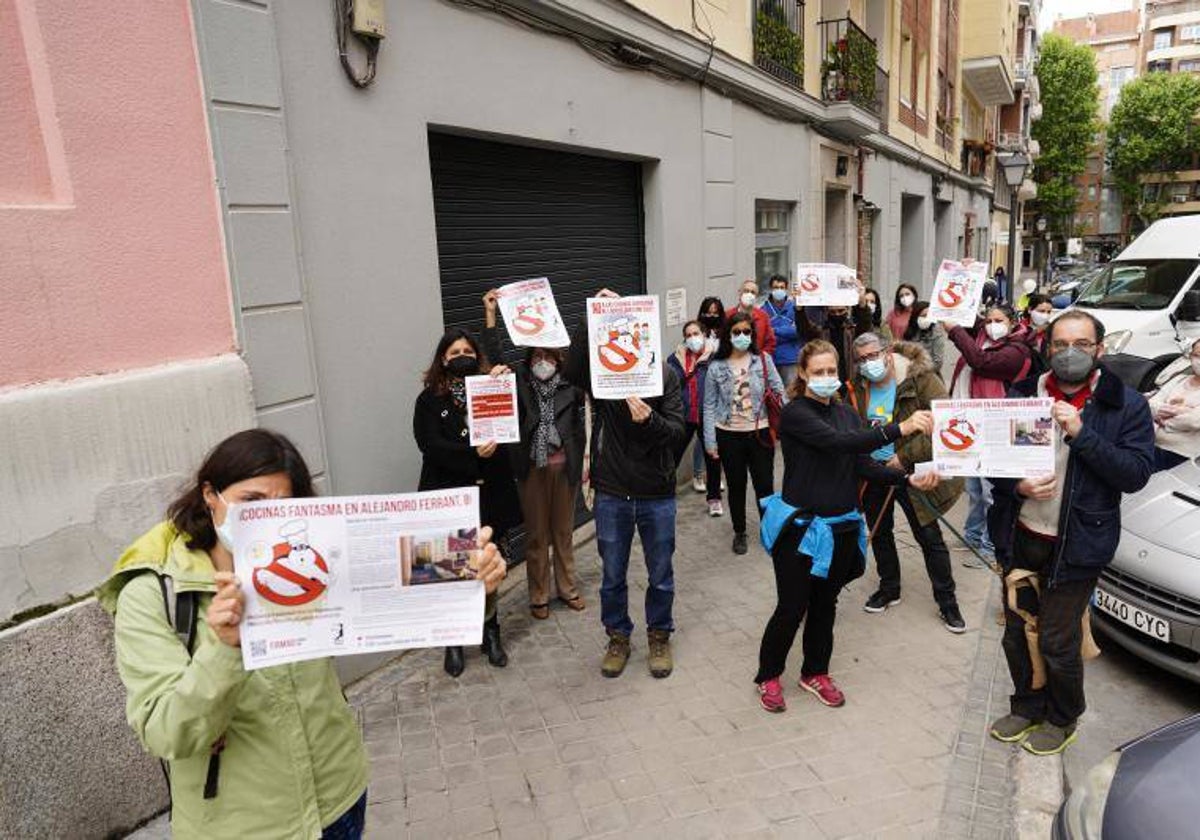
[917,315,934,331]
[899,294,915,308]
[531,359,557,381]
[685,335,705,353]
[213,491,236,552]
[1030,310,1051,328]
[985,322,1010,342]
[740,292,756,308]
[867,302,877,314]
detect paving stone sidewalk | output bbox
[347,489,1009,840]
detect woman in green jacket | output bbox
[98,429,506,838]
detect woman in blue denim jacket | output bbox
[703,312,786,555]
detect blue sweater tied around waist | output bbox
[759,494,867,579]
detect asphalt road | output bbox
[1064,622,1200,790]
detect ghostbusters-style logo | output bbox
[937,277,969,309]
[939,417,977,452]
[511,301,545,335]
[597,320,643,372]
[799,275,821,293]
[252,519,329,607]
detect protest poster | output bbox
[928,259,990,327]
[232,488,485,670]
[793,263,860,307]
[586,295,663,399]
[465,373,519,446]
[495,277,569,347]
[930,397,1057,478]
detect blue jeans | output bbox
[691,436,705,477]
[594,492,676,637]
[321,792,366,840]
[963,477,994,554]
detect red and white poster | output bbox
[231,489,485,670]
[930,397,1056,478]
[928,258,990,327]
[793,263,860,307]
[465,373,519,446]
[586,295,663,399]
[496,277,569,348]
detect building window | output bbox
[1181,59,1200,73]
[1182,23,1200,41]
[1154,30,1172,51]
[1144,183,1161,202]
[1087,184,1096,200]
[1107,66,1134,112]
[900,32,913,106]
[755,200,793,284]
[1083,213,1095,228]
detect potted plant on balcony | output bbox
[820,24,878,107]
[754,1,803,86]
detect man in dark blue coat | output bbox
[987,310,1154,756]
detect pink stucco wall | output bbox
[0,0,233,388]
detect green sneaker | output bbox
[647,629,673,678]
[601,632,631,678]
[1023,723,1077,756]
[989,714,1040,743]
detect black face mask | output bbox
[444,355,479,378]
[701,314,722,329]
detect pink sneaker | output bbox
[799,674,845,707]
[758,678,786,713]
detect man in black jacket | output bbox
[987,310,1154,756]
[566,289,687,679]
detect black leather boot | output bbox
[443,646,465,677]
[481,616,508,667]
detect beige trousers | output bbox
[519,463,579,606]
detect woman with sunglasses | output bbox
[703,311,786,555]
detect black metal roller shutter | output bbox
[428,132,647,552]
[429,131,646,363]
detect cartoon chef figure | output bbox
[252,519,330,607]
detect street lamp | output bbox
[1036,216,1048,285]
[998,151,1031,302]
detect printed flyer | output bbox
[495,277,569,348]
[465,373,520,446]
[231,489,485,670]
[793,263,861,307]
[586,295,663,399]
[928,259,990,327]
[930,397,1057,478]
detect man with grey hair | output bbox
[848,331,967,632]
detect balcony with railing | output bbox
[817,17,886,138]
[753,0,804,89]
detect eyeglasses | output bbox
[1049,340,1097,353]
[730,328,753,337]
[856,350,884,362]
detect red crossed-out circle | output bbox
[512,313,544,335]
[800,275,821,293]
[253,542,329,607]
[937,280,967,309]
[598,340,639,372]
[939,417,977,452]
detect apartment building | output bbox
[1053,5,1140,254]
[2,2,1037,834]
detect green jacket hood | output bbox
[97,521,217,614]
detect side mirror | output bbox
[1177,290,1200,322]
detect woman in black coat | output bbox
[483,291,586,620]
[413,327,521,676]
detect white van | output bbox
[1071,216,1200,363]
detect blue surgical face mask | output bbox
[808,376,841,398]
[860,358,888,382]
[731,333,752,352]
[685,335,706,353]
[213,491,236,552]
[771,288,788,301]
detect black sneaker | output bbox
[863,591,901,613]
[940,603,967,633]
[732,533,748,555]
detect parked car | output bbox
[1050,267,1103,308]
[1053,714,1200,839]
[1091,456,1200,685]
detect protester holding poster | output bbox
[585,294,665,399]
[987,311,1154,756]
[755,341,939,714]
[483,294,587,621]
[98,429,508,839]
[414,328,521,677]
[944,304,1033,561]
[566,289,686,680]
[703,312,786,555]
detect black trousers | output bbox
[716,427,775,535]
[681,422,723,501]
[862,482,957,608]
[1001,528,1097,727]
[756,525,860,683]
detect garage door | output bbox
[429,131,646,361]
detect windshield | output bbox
[1076,259,1200,310]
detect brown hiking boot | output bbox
[601,632,631,678]
[647,629,673,678]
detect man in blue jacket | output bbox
[987,310,1154,756]
[761,275,801,387]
